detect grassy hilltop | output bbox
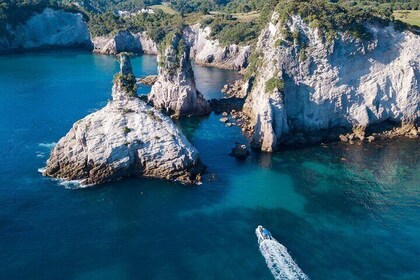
[1,0,419,44]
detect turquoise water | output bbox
[0,50,419,280]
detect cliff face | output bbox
[93,31,158,55]
[93,25,250,70]
[244,14,420,152]
[183,24,251,70]
[148,33,211,118]
[0,8,91,54]
[43,54,203,186]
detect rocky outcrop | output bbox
[137,75,158,86]
[148,33,211,118]
[0,8,91,54]
[243,14,420,152]
[183,24,251,70]
[93,31,158,55]
[230,143,250,159]
[93,25,250,70]
[43,54,203,186]
[221,79,250,98]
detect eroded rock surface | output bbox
[148,32,210,118]
[183,24,251,70]
[93,31,158,55]
[243,14,420,152]
[43,54,203,186]
[0,8,92,54]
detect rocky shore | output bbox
[43,54,204,186]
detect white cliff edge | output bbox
[0,8,91,54]
[183,24,251,70]
[243,14,420,152]
[43,54,203,186]
[92,24,250,70]
[92,31,158,55]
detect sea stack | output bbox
[148,32,210,118]
[43,54,204,186]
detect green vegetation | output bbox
[393,10,420,27]
[265,76,284,93]
[61,0,161,13]
[273,0,395,42]
[201,15,260,45]
[114,73,137,96]
[88,9,183,42]
[158,30,188,75]
[0,0,84,35]
[123,126,131,134]
[2,0,418,49]
[149,4,178,14]
[339,1,419,12]
[147,109,162,122]
[243,50,262,80]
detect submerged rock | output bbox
[148,32,210,118]
[43,54,203,186]
[230,144,250,159]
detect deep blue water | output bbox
[0,50,419,280]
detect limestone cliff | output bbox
[93,31,158,55]
[243,14,420,152]
[0,8,91,54]
[183,24,251,70]
[148,33,211,118]
[92,25,250,70]
[43,54,203,186]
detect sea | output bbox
[0,50,419,280]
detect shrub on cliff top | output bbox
[273,0,395,42]
[158,29,188,75]
[114,73,137,96]
[265,77,284,93]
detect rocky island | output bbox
[148,32,211,118]
[43,54,204,186]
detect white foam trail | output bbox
[38,142,57,149]
[257,230,309,280]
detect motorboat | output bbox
[256,225,273,244]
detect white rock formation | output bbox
[92,25,250,70]
[93,31,158,55]
[0,8,91,53]
[183,24,251,70]
[244,14,420,152]
[148,33,211,118]
[43,54,203,186]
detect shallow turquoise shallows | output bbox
[0,50,419,280]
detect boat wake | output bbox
[256,227,309,280]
